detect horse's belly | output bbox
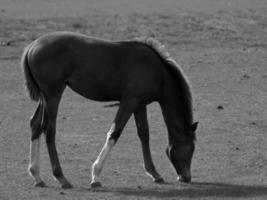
[67,78,121,102]
[66,74,160,103]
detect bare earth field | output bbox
[0,0,267,200]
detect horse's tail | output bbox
[21,43,40,102]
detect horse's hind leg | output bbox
[43,92,73,189]
[28,102,45,187]
[134,106,164,183]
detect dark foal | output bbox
[21,32,198,188]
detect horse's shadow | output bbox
[93,182,267,198]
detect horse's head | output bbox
[166,122,198,183]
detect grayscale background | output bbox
[0,0,266,199]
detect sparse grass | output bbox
[0,3,267,200]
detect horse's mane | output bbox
[135,37,193,129]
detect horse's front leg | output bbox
[134,106,164,183]
[91,98,139,188]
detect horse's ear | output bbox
[191,122,198,132]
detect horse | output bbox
[21,31,198,189]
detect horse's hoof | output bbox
[35,181,46,187]
[154,177,164,183]
[91,181,102,188]
[61,182,73,189]
[177,175,191,183]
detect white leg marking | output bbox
[91,124,116,184]
[28,138,42,183]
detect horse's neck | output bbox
[159,73,192,143]
[161,98,192,145]
[160,96,182,127]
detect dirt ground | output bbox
[0,0,266,200]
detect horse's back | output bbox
[26,32,164,102]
